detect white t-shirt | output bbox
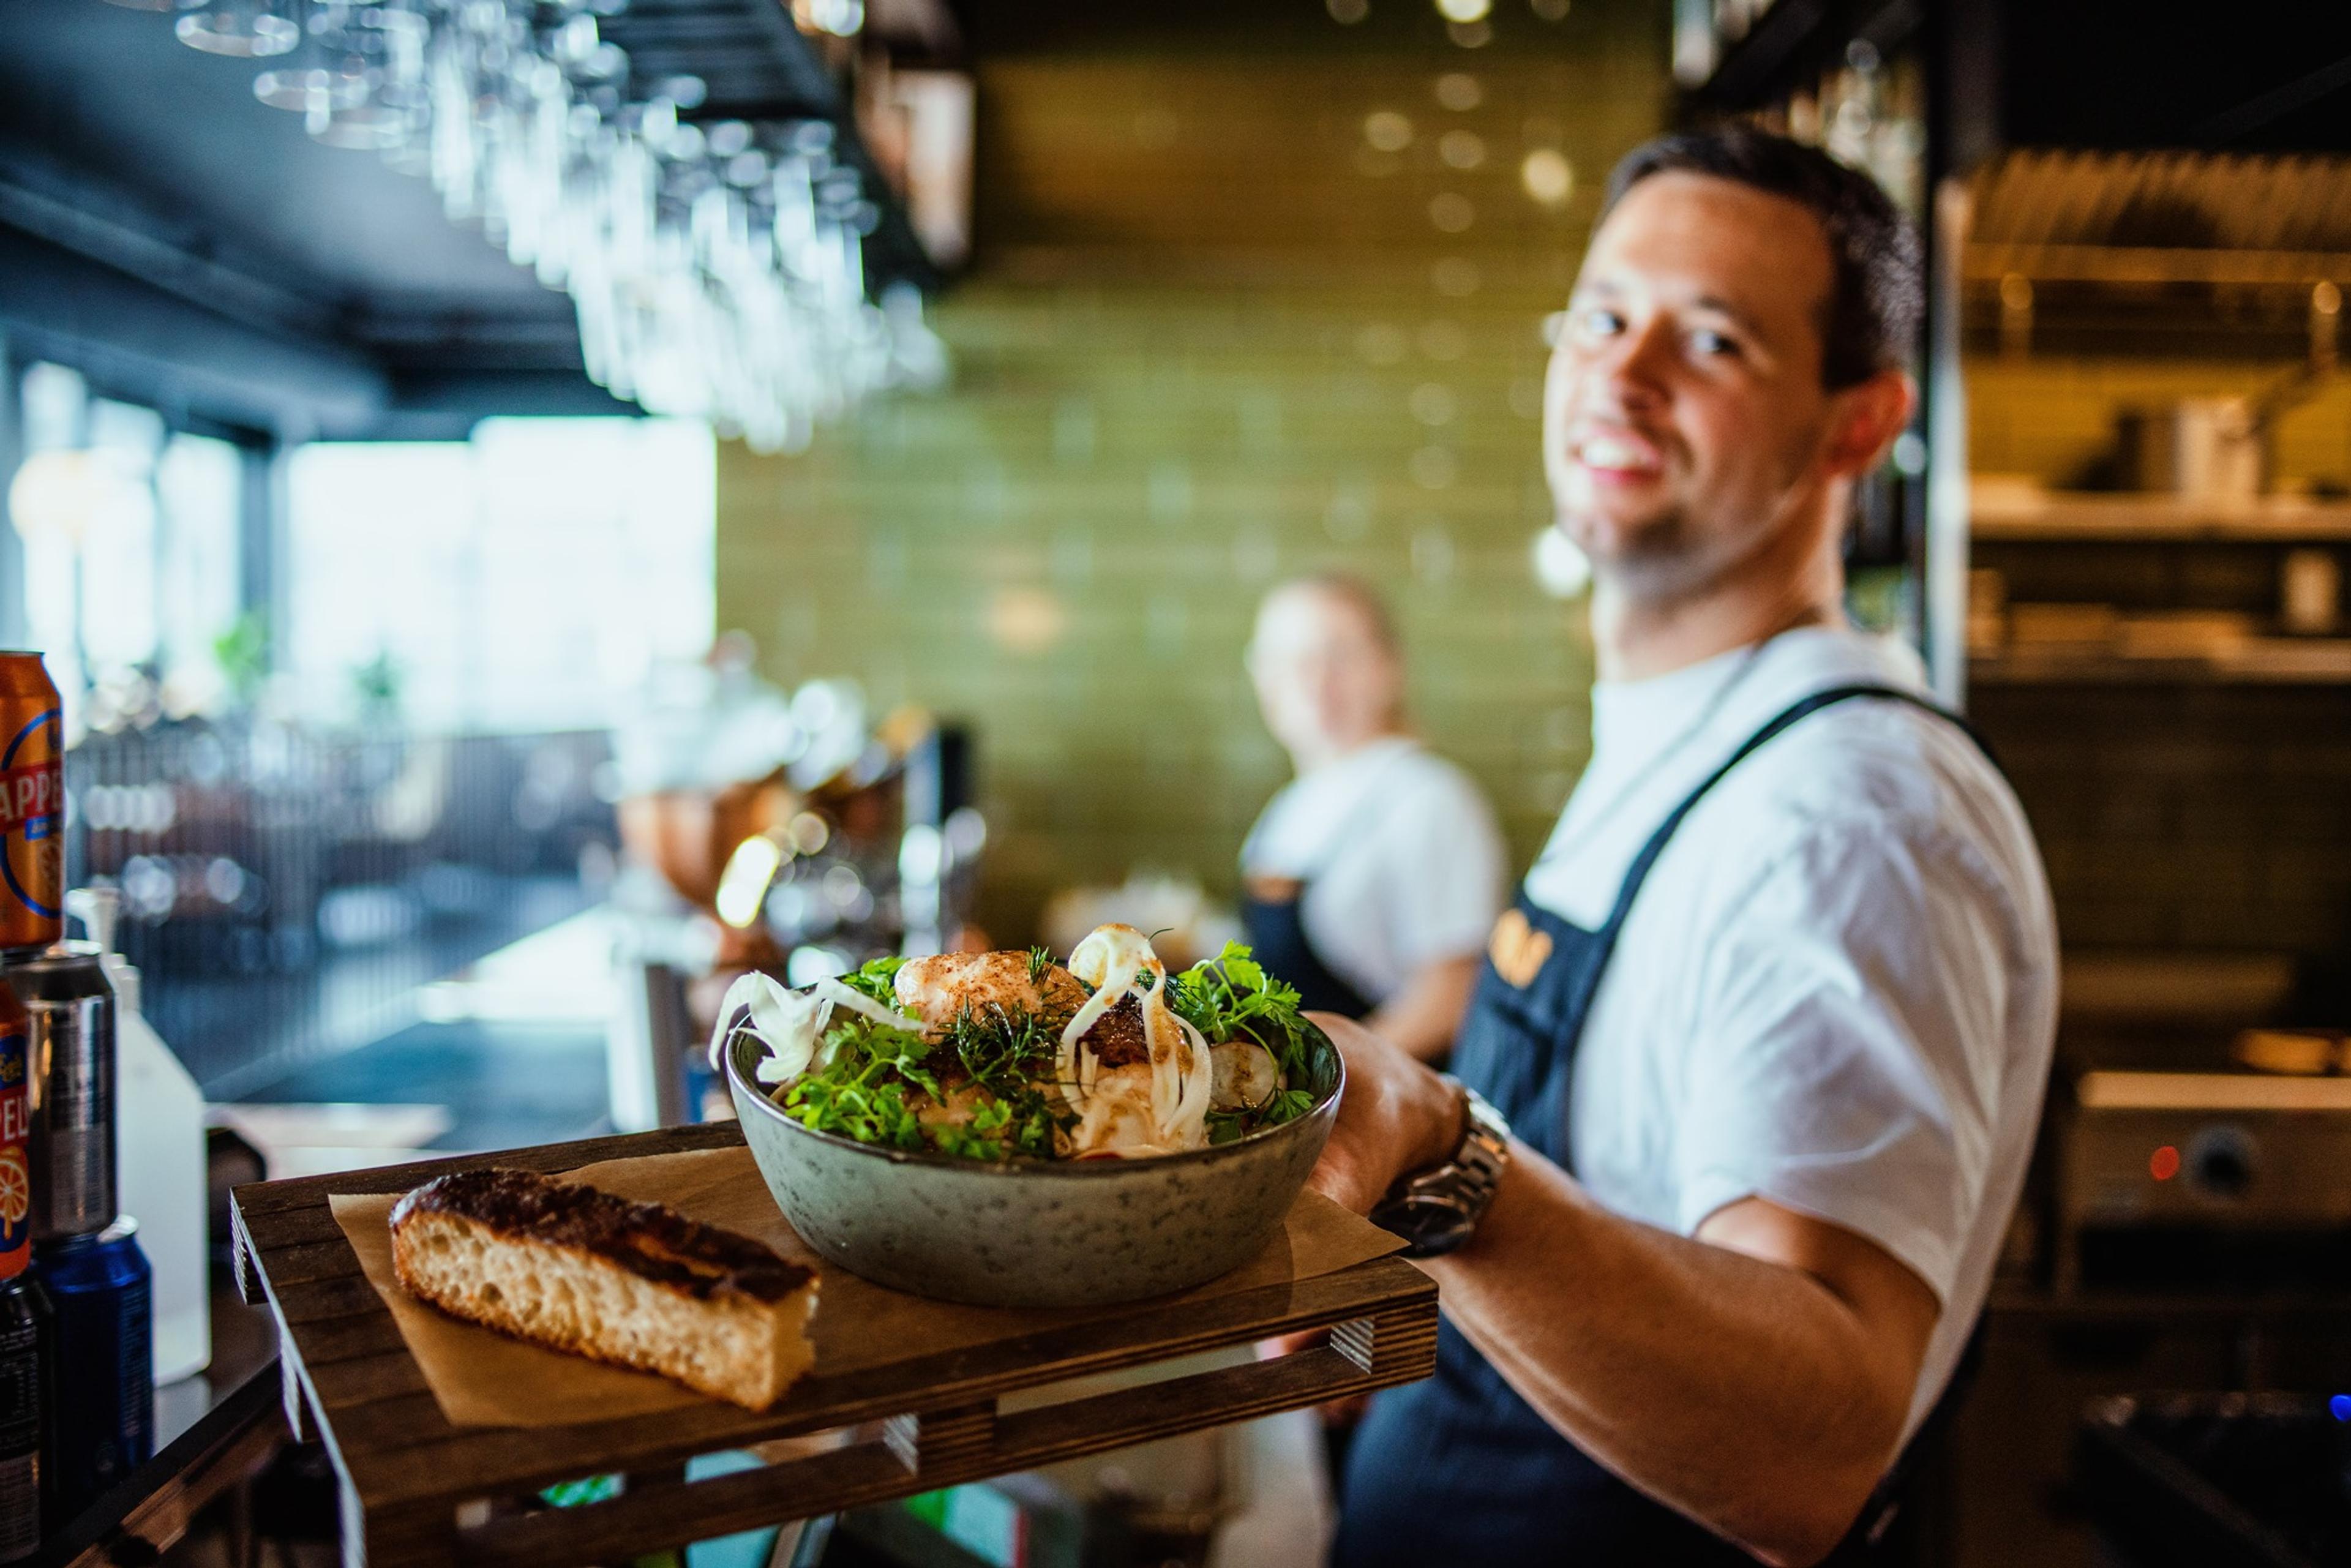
[1242,737,1507,1007]
[1523,628,2058,1439]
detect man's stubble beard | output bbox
[1554,499,1721,609]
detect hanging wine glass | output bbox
[176,0,299,56]
[253,1,354,108]
[124,0,930,431]
[304,7,424,150]
[364,2,435,167]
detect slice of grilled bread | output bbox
[389,1168,817,1411]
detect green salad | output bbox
[763,941,1321,1162]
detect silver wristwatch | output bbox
[1367,1076,1512,1257]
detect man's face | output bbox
[1247,588,1400,762]
[1543,171,1855,602]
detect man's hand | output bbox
[1303,1012,1466,1215]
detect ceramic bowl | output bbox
[725,1021,1344,1307]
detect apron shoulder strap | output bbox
[1600,682,1996,936]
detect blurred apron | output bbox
[1336,685,1993,1568]
[1240,752,1419,1020]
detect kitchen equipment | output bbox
[727,1024,1343,1307]
[2281,548,2341,635]
[2172,397,2267,503]
[2052,1068,2351,1293]
[2123,399,2268,503]
[4,944,117,1242]
[2077,1393,2347,1568]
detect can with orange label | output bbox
[0,655,62,955]
[0,979,25,1278]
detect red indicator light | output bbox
[2150,1146,2181,1181]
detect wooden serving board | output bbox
[231,1123,1439,1568]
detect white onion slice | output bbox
[1139,967,1185,1134]
[1165,1011,1213,1144]
[707,970,835,1085]
[811,975,926,1037]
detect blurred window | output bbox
[283,418,714,732]
[80,400,165,674]
[154,433,244,696]
[7,365,245,731]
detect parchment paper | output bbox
[330,1142,1405,1428]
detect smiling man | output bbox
[1308,129,2059,1566]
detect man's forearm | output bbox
[1423,1147,1913,1566]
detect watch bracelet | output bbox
[1370,1076,1512,1247]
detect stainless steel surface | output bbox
[4,942,116,1240]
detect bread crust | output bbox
[392,1169,814,1301]
[389,1169,817,1409]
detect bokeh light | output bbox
[1521,148,1575,207]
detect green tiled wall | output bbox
[718,16,1669,942]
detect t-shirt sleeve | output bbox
[1669,820,2016,1305]
[1378,762,1510,970]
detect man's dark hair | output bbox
[1599,126,1923,390]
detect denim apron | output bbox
[1335,684,1994,1567]
[1240,749,1423,1020]
[1241,883,1374,1019]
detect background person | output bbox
[1240,574,1506,1062]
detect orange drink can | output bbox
[0,654,62,953]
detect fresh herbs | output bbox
[774,956,932,1150]
[775,956,1068,1161]
[772,943,1322,1160]
[835,955,909,1005]
[779,1023,936,1151]
[1165,943,1315,1132]
[936,1002,1068,1159]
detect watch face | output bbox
[1376,1195,1476,1257]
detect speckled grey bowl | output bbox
[725,1022,1344,1307]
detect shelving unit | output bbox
[1971,493,2351,544]
[1970,639,2351,686]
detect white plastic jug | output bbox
[69,888,210,1385]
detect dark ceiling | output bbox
[0,0,923,438]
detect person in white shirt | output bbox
[1240,575,1506,1061]
[1310,127,2060,1568]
